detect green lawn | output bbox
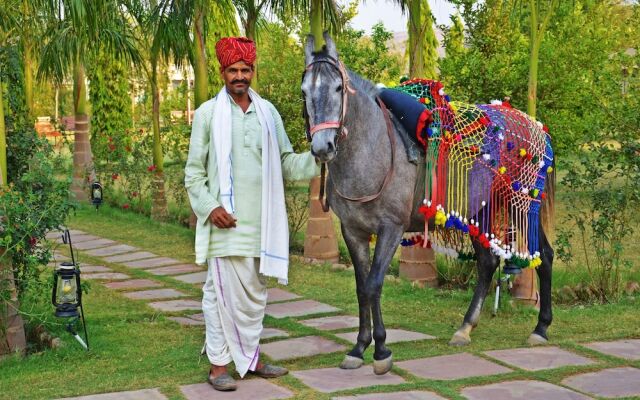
[0,204,639,399]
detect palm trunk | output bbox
[150,62,168,221]
[245,14,259,91]
[527,1,540,118]
[310,0,324,52]
[0,74,6,186]
[193,4,208,108]
[408,0,425,78]
[70,62,93,201]
[22,0,33,120]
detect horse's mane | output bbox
[346,69,380,100]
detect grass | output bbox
[0,203,639,399]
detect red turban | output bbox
[215,37,256,70]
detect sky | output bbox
[349,0,458,33]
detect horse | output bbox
[301,33,555,375]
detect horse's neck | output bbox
[332,90,390,176]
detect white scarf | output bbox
[212,86,289,284]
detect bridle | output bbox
[302,55,396,212]
[302,55,356,142]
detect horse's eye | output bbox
[336,85,342,92]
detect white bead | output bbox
[463,218,468,223]
[482,153,491,160]
[481,201,487,207]
[470,219,475,224]
[490,234,495,239]
[423,198,427,204]
[427,200,432,206]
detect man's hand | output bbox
[209,206,237,229]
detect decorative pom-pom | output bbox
[498,166,507,174]
[482,153,491,160]
[444,95,451,102]
[481,201,487,207]
[512,181,521,191]
[547,166,554,174]
[438,88,445,96]
[490,100,502,106]
[507,142,515,151]
[519,148,527,157]
[540,192,547,200]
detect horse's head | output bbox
[302,32,350,163]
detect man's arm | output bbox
[270,105,320,181]
[184,105,221,224]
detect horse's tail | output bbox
[540,157,555,236]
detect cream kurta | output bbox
[185,94,318,263]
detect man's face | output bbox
[222,61,254,95]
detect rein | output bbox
[317,97,396,212]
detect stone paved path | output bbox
[46,228,640,400]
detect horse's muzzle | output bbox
[311,129,337,162]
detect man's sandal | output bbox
[250,364,289,378]
[207,372,237,391]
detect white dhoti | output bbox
[203,257,267,377]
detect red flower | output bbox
[108,137,113,142]
[479,116,491,126]
[125,145,131,152]
[147,165,157,172]
[108,144,116,151]
[542,125,549,133]
[132,191,138,197]
[29,237,37,247]
[112,173,119,180]
[122,203,130,209]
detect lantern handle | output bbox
[62,229,77,266]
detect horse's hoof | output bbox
[527,333,548,346]
[373,355,393,375]
[339,355,364,369]
[449,331,471,346]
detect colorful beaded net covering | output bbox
[395,79,554,269]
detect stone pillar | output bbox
[511,268,539,307]
[0,255,26,356]
[304,176,339,263]
[399,243,438,287]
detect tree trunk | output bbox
[527,1,540,118]
[22,0,33,120]
[0,74,6,186]
[244,13,259,91]
[310,0,324,52]
[70,63,93,201]
[0,251,27,356]
[150,63,168,221]
[193,4,208,108]
[408,0,425,78]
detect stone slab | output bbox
[189,313,204,321]
[336,329,435,344]
[52,252,71,261]
[180,379,293,400]
[104,251,158,263]
[73,238,117,250]
[146,264,201,276]
[267,288,302,303]
[172,271,208,284]
[123,257,182,269]
[83,273,130,280]
[261,335,346,360]
[292,366,405,393]
[562,367,640,398]
[484,346,595,371]
[103,279,163,290]
[261,328,289,339]
[396,352,512,381]
[461,380,592,400]
[54,234,100,244]
[582,339,640,360]
[333,391,447,400]
[58,388,167,400]
[167,317,205,326]
[123,289,187,300]
[300,315,361,331]
[147,299,202,312]
[84,244,138,257]
[80,265,112,273]
[265,300,339,318]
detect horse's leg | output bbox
[365,224,404,375]
[449,239,500,346]
[529,224,553,345]
[339,223,372,369]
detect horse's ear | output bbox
[323,31,338,59]
[305,34,315,66]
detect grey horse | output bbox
[302,33,554,375]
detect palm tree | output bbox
[38,0,139,201]
[0,2,17,186]
[390,0,439,78]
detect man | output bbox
[184,37,318,392]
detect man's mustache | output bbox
[231,79,249,85]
